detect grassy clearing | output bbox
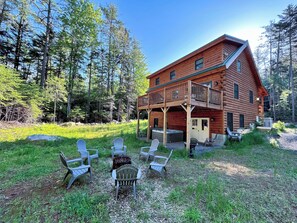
[0,121,296,222]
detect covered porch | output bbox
[136,80,224,149]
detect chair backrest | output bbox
[77,139,88,158]
[164,150,173,166]
[116,164,138,186]
[113,137,124,150]
[226,127,232,136]
[60,152,68,168]
[150,139,159,152]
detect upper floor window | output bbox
[170,70,176,80]
[234,83,239,99]
[195,58,204,70]
[155,77,160,86]
[249,90,253,103]
[237,60,241,73]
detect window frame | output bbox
[227,112,234,131]
[237,60,241,73]
[170,70,176,80]
[234,83,239,99]
[239,114,244,128]
[195,58,204,70]
[249,90,254,104]
[155,77,160,86]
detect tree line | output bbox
[0,0,148,123]
[255,4,297,123]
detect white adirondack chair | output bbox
[226,127,242,142]
[149,149,173,176]
[139,139,159,162]
[60,151,92,189]
[111,164,142,199]
[111,137,127,159]
[77,139,99,164]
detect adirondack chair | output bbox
[139,139,159,162]
[77,139,99,164]
[60,151,92,189]
[149,149,173,175]
[111,137,127,159]
[204,134,218,146]
[226,127,242,141]
[111,164,142,199]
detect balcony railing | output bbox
[138,81,222,109]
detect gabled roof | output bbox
[147,34,245,79]
[147,34,268,96]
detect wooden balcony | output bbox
[137,81,223,110]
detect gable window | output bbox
[195,58,204,70]
[234,83,239,99]
[240,114,244,128]
[237,60,241,73]
[170,70,176,80]
[249,90,253,103]
[155,77,160,86]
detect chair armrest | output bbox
[67,157,83,165]
[70,164,90,171]
[154,155,167,160]
[137,169,142,180]
[140,146,150,152]
[111,169,117,180]
[87,149,98,154]
[123,145,127,153]
[111,146,115,152]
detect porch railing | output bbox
[138,81,222,108]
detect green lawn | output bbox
[0,121,296,222]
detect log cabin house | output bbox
[136,34,268,149]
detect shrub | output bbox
[273,121,285,132]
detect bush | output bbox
[273,121,285,132]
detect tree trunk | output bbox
[0,0,7,27]
[14,16,24,71]
[289,24,294,122]
[40,0,51,89]
[86,53,92,122]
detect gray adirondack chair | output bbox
[111,164,142,199]
[111,137,127,159]
[139,139,159,162]
[149,149,173,176]
[226,127,242,141]
[77,139,99,164]
[60,151,92,189]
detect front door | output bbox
[190,118,210,142]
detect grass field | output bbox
[0,121,296,222]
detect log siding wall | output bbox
[149,43,224,88]
[223,49,259,130]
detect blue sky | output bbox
[95,0,295,73]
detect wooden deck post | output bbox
[206,87,209,107]
[136,110,140,137]
[146,109,151,142]
[161,107,169,146]
[186,104,191,150]
[220,91,224,110]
